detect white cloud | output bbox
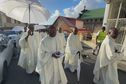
[63,0,104,18]
[48,10,60,24]
[40,10,60,25]
[50,10,60,19]
[96,0,102,3]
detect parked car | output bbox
[84,32,92,41]
[0,40,14,83]
[0,34,9,46]
[8,34,18,40]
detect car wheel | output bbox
[2,61,8,83]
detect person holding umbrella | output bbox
[18,24,39,74]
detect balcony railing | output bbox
[107,18,126,44]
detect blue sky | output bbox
[39,0,106,24]
[40,0,79,14]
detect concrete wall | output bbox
[0,12,24,28]
[76,20,83,28]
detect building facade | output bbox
[52,16,92,40]
[79,8,105,33]
[103,0,126,44]
[0,11,24,30]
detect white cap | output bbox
[34,25,46,30]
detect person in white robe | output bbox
[93,28,124,84]
[18,24,39,74]
[56,27,66,62]
[64,27,83,72]
[36,26,67,84]
[34,25,47,44]
[34,30,47,48]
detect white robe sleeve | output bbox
[65,36,75,54]
[105,42,123,62]
[19,33,28,49]
[62,33,66,47]
[76,37,83,52]
[38,41,52,66]
[65,34,82,55]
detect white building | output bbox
[103,0,126,71]
[0,11,24,30]
[103,0,126,44]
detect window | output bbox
[0,14,2,26]
[109,1,126,19]
[6,17,11,23]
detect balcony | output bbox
[107,18,126,44]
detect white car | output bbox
[8,34,20,47]
[0,40,14,83]
[8,34,18,41]
[0,34,9,46]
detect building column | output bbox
[1,13,6,27]
[115,2,122,28]
[11,19,15,23]
[102,4,110,29]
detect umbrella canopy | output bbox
[12,26,24,31]
[0,0,50,24]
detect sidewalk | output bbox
[82,40,96,49]
[82,34,96,49]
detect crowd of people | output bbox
[17,24,82,84]
[17,23,126,84]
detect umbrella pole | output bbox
[29,4,30,24]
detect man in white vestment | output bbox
[36,26,67,84]
[18,24,39,74]
[16,24,28,58]
[93,28,124,84]
[56,27,66,62]
[64,27,83,72]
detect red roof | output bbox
[53,16,83,27]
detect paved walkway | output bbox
[3,51,126,84]
[2,40,126,84]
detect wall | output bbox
[76,20,83,28]
[0,12,24,28]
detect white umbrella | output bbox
[0,0,50,24]
[12,26,24,31]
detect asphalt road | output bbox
[2,55,126,84]
[3,42,126,84]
